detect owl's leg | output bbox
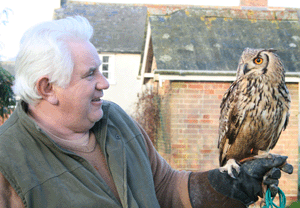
[253,150,272,159]
[239,150,275,163]
[219,159,240,178]
[253,151,282,161]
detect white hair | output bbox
[13,16,94,105]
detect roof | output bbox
[54,3,148,54]
[150,8,300,73]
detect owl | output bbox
[218,48,290,177]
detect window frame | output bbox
[99,54,116,85]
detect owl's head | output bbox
[236,48,285,81]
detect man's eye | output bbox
[87,69,96,77]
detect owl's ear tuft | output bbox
[267,48,277,52]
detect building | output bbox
[142,6,300,205]
[1,0,299,204]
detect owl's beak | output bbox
[243,64,250,74]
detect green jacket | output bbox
[0,101,160,208]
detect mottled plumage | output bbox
[218,48,290,175]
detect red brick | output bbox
[204,89,214,95]
[203,115,210,119]
[200,150,212,154]
[188,83,204,89]
[171,144,186,149]
[184,119,198,123]
[240,0,267,7]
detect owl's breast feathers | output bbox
[218,75,290,166]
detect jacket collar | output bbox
[16,100,111,154]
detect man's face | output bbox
[54,40,109,132]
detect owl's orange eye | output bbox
[254,57,263,65]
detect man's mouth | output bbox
[92,97,101,102]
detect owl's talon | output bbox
[219,159,240,179]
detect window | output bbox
[99,54,115,84]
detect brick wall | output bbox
[157,80,298,205]
[240,0,268,7]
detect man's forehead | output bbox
[69,40,101,67]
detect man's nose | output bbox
[96,73,110,90]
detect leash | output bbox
[262,188,286,208]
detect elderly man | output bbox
[0,16,291,207]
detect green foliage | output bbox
[0,65,15,118]
[288,201,300,208]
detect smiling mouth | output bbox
[92,97,101,102]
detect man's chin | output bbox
[90,109,104,123]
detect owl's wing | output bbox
[218,79,247,165]
[218,80,238,147]
[281,84,290,131]
[269,84,291,149]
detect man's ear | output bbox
[36,76,58,105]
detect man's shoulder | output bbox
[102,100,130,119]
[0,110,20,143]
[0,111,29,171]
[0,108,33,161]
[103,100,124,112]
[101,100,141,136]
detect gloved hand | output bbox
[188,155,293,208]
[240,155,293,198]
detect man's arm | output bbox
[135,122,291,208]
[0,172,24,208]
[135,121,192,208]
[137,121,245,207]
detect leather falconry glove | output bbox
[188,155,293,208]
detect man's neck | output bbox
[28,101,89,141]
